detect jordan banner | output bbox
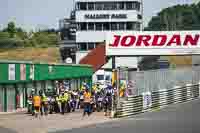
[106,31,200,56]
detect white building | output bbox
[74,0,143,84]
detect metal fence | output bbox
[120,66,200,96]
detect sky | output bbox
[0,0,195,31]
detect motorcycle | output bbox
[70,99,76,112]
[48,97,56,114]
[96,96,103,112]
[65,100,71,113]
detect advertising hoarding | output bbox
[106,31,200,56]
[20,64,26,80]
[8,64,15,80]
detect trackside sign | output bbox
[106,31,200,56]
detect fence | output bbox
[116,84,200,117]
[126,66,200,96]
[113,66,200,118]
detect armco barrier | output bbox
[116,84,200,118]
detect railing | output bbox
[115,84,200,118]
[112,66,200,118]
[126,66,200,96]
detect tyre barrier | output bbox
[116,84,200,118]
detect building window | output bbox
[136,23,141,31]
[96,23,102,31]
[103,2,113,10]
[88,43,95,50]
[119,22,125,30]
[79,43,87,51]
[88,2,94,10]
[80,2,87,10]
[103,23,110,30]
[136,2,140,11]
[76,1,141,11]
[76,3,80,10]
[97,75,104,80]
[126,2,133,10]
[105,75,111,81]
[126,22,134,30]
[111,3,118,10]
[80,23,87,30]
[95,3,103,10]
[88,23,94,30]
[118,2,125,10]
[137,14,142,20]
[111,23,118,31]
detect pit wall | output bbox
[116,84,200,117]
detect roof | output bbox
[79,44,106,72]
[0,59,92,68]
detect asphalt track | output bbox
[52,98,200,133]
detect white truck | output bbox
[93,70,112,89]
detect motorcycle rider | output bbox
[79,84,86,108]
[49,95,56,114]
[95,90,103,112]
[60,92,67,115]
[70,90,78,112]
[55,94,61,113]
[83,88,92,117]
[90,91,96,112]
[28,89,35,115]
[103,84,114,116]
[33,93,41,118]
[41,92,48,116]
[64,90,71,113]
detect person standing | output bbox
[55,94,61,113]
[41,93,48,116]
[64,90,70,113]
[60,93,67,115]
[83,89,92,117]
[33,94,41,118]
[103,85,114,116]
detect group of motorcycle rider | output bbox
[28,82,115,118]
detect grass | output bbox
[0,47,61,63]
[167,56,192,66]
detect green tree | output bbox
[7,21,17,38]
[145,2,200,31]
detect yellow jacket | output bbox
[56,96,61,103]
[83,92,91,103]
[59,95,67,103]
[42,95,48,102]
[92,85,97,91]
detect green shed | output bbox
[0,60,93,112]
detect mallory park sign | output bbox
[85,14,127,19]
[106,31,200,56]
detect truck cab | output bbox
[93,70,112,89]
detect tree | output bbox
[144,3,200,31]
[7,21,16,38]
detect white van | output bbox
[93,70,112,89]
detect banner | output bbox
[30,65,34,80]
[106,31,200,56]
[8,64,15,80]
[20,64,26,80]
